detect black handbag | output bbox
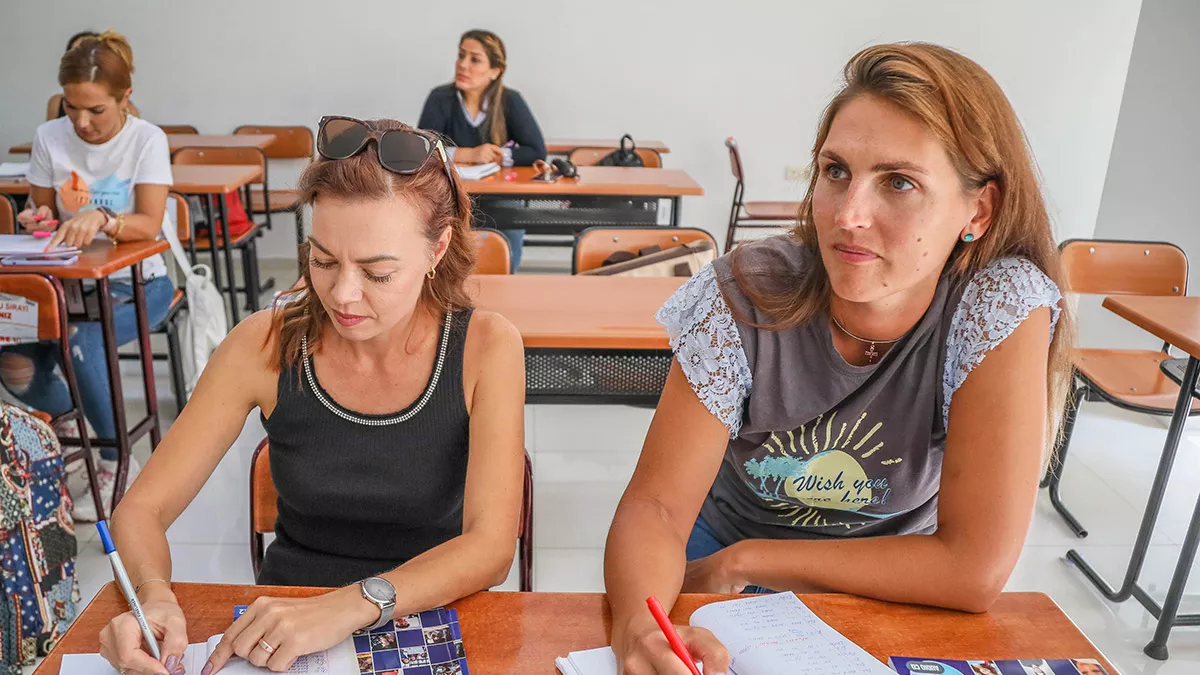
[597,135,644,167]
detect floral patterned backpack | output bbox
[0,403,78,673]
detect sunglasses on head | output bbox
[316,115,462,210]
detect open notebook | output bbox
[556,593,894,675]
[61,607,469,675]
[454,163,500,180]
[60,635,352,674]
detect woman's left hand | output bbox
[682,546,747,594]
[46,209,110,251]
[205,588,376,673]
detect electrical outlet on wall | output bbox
[784,164,812,182]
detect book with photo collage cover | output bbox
[233,605,469,675]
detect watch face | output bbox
[363,577,396,603]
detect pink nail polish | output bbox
[165,655,179,670]
[201,662,213,675]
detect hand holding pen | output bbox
[95,521,190,675]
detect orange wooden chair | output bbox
[0,273,106,518]
[1045,239,1196,537]
[171,146,273,311]
[724,137,802,252]
[157,124,199,135]
[567,147,662,168]
[0,194,16,234]
[234,125,314,245]
[572,227,718,274]
[250,440,535,591]
[474,229,512,275]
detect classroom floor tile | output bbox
[50,368,1200,674]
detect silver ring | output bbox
[258,639,276,654]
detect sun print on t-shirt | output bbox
[741,410,905,529]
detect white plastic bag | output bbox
[164,203,228,394]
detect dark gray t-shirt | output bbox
[656,236,1060,545]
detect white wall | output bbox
[1083,0,1200,349]
[1,0,1142,260]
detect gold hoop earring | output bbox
[427,266,437,280]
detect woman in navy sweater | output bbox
[419,29,546,271]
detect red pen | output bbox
[646,596,702,675]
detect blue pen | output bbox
[97,521,163,661]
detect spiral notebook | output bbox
[556,592,893,675]
[59,606,469,675]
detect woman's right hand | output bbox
[17,205,55,232]
[99,593,189,675]
[614,615,732,675]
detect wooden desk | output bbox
[471,274,683,404]
[1065,295,1200,661]
[464,166,702,235]
[35,584,1115,674]
[1,165,266,197]
[471,274,681,349]
[10,134,274,156]
[171,164,267,323]
[0,177,30,196]
[463,166,701,198]
[171,164,264,194]
[547,138,670,155]
[0,240,169,510]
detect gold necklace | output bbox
[830,315,906,364]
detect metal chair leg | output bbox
[164,316,188,412]
[1048,384,1088,537]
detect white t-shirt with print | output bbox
[27,115,172,280]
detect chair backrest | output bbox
[567,147,662,168]
[474,229,512,275]
[725,137,745,184]
[251,440,278,538]
[0,273,68,341]
[573,227,719,274]
[167,192,191,244]
[234,125,314,160]
[171,146,267,184]
[0,194,16,235]
[158,124,199,135]
[1059,239,1188,297]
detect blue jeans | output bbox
[687,516,773,594]
[501,229,524,272]
[0,276,174,460]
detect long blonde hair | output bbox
[734,42,1075,450]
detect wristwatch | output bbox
[359,577,397,631]
[96,205,117,226]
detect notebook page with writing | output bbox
[688,593,893,675]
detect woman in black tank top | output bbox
[99,118,527,675]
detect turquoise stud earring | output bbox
[963,233,975,242]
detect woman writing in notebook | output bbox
[605,43,1073,673]
[100,118,526,675]
[418,29,547,271]
[3,30,174,521]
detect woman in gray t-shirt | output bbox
[606,43,1073,675]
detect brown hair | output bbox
[271,118,475,371]
[460,29,508,147]
[734,42,1075,449]
[58,29,134,100]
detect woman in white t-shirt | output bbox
[2,30,176,521]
